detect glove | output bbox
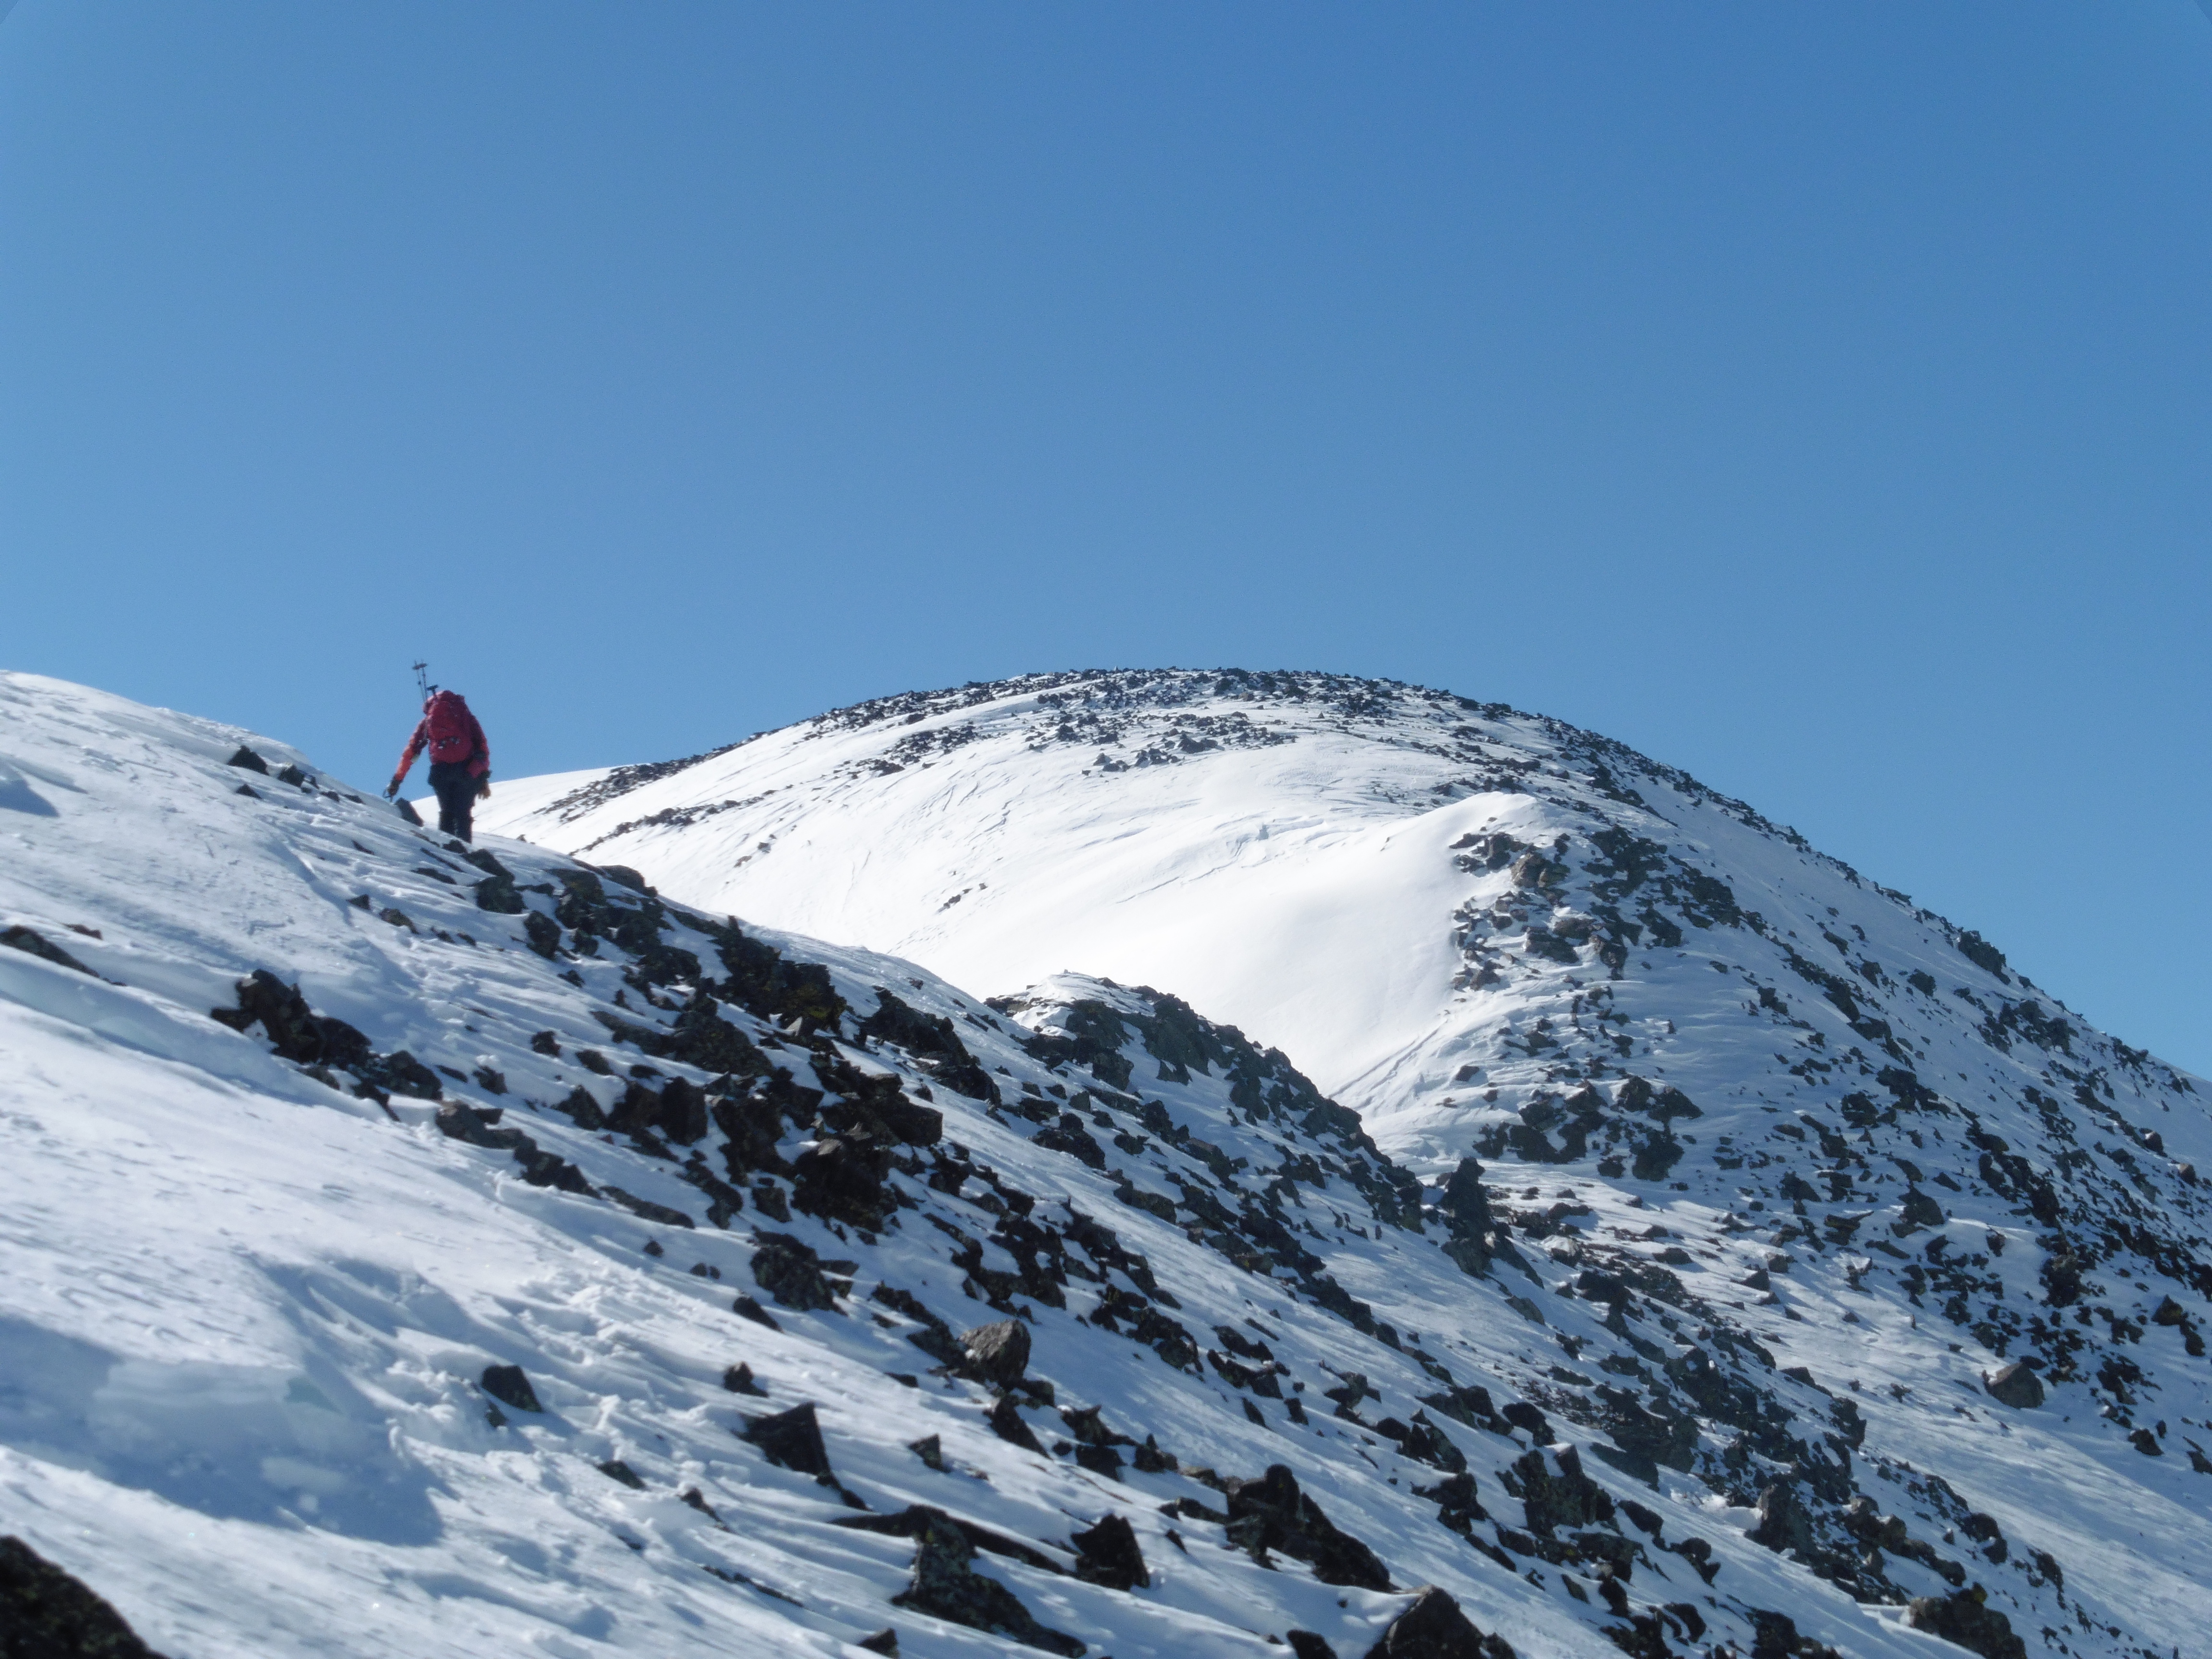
[384,776,402,799]
[476,778,493,801]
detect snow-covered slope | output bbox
[6,669,2210,1659]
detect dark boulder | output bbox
[670,993,768,1077]
[750,1232,842,1311]
[790,1133,896,1230]
[224,745,269,773]
[373,1050,443,1100]
[960,1320,1032,1388]
[1906,1588,2027,1659]
[552,1087,607,1131]
[522,911,562,958]
[721,1362,766,1395]
[987,1395,1045,1453]
[0,1534,168,1658]
[465,848,526,913]
[1070,1513,1149,1590]
[1896,1188,1946,1233]
[859,987,1000,1103]
[1748,1480,1816,1558]
[742,1401,833,1479]
[890,1510,1084,1655]
[208,970,372,1070]
[481,1364,544,1414]
[1223,1464,1392,1591]
[1362,1586,1516,1659]
[1983,1362,2044,1409]
[1,926,95,977]
[1504,1446,1612,1534]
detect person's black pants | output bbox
[428,761,478,842]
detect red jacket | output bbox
[394,697,490,781]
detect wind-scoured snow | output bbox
[4,667,2209,1659]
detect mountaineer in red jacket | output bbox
[386,689,491,842]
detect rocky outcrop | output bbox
[0,1535,168,1658]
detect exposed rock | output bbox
[376,1050,443,1100]
[0,1534,168,1658]
[1503,1446,1612,1535]
[1,925,96,977]
[224,745,269,773]
[601,1187,693,1228]
[522,911,562,958]
[750,1232,842,1311]
[207,970,372,1069]
[1983,1361,2044,1409]
[1896,1188,1946,1233]
[465,848,526,913]
[790,1133,897,1230]
[1906,1587,2027,1659]
[960,1319,1032,1388]
[987,1395,1045,1453]
[860,987,1001,1102]
[1287,1635,1339,1659]
[890,1510,1085,1655]
[1362,1585,1516,1659]
[1748,1480,1816,1558]
[1223,1463,1392,1591]
[1070,1513,1149,1590]
[596,1459,644,1489]
[721,1362,766,1395]
[731,1295,781,1331]
[742,1401,833,1479]
[857,1631,898,1655]
[481,1364,544,1414]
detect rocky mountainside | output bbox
[478,667,2212,1656]
[1,670,2206,1659]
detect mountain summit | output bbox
[4,667,2209,1659]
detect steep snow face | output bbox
[9,669,2212,1659]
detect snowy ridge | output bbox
[1,670,2207,1659]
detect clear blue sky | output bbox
[3,3,2208,1074]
